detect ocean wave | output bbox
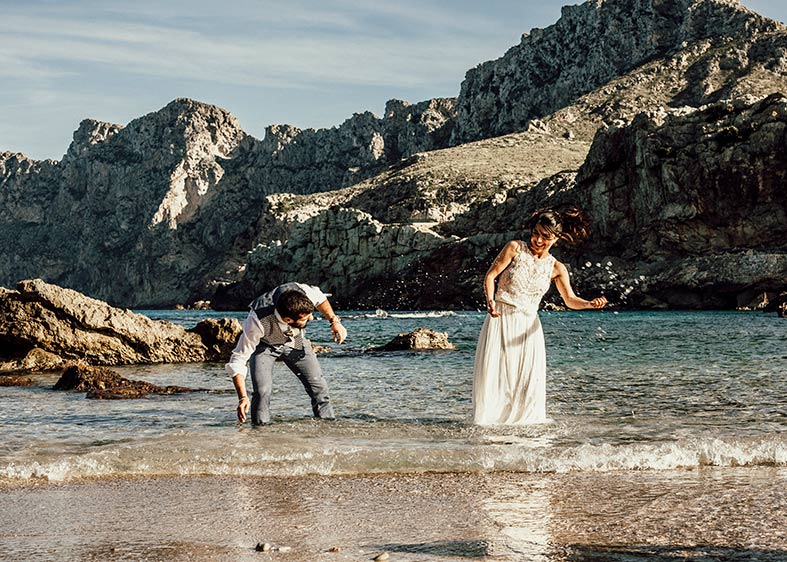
[349,309,459,319]
[2,435,785,483]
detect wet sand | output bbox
[1,468,786,561]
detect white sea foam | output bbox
[353,310,458,319]
[2,435,785,483]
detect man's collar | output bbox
[273,309,289,328]
[273,309,300,333]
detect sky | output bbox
[1,0,785,161]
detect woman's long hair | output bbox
[526,206,591,247]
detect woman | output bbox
[472,207,607,425]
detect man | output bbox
[227,282,347,425]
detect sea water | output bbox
[0,310,785,482]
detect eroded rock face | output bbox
[229,95,787,310]
[0,279,240,368]
[2,1,786,312]
[567,94,787,307]
[243,207,447,304]
[0,97,457,308]
[188,318,243,360]
[452,0,786,143]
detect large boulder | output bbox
[0,279,241,369]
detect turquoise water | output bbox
[0,310,785,481]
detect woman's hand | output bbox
[487,299,501,317]
[589,296,608,309]
[237,396,250,423]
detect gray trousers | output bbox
[249,342,333,425]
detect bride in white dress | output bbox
[473,208,607,425]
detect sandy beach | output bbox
[2,467,786,561]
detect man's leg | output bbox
[249,347,278,425]
[281,345,334,419]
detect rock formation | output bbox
[0,97,455,308]
[54,364,194,399]
[223,94,787,310]
[1,0,786,311]
[371,328,457,351]
[0,279,241,370]
[452,0,787,143]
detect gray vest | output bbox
[251,283,307,350]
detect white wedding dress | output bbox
[472,242,556,425]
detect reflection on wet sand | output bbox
[480,476,553,560]
[1,469,786,561]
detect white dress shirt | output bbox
[225,283,327,379]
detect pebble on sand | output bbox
[373,553,390,561]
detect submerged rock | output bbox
[54,364,194,399]
[0,375,34,387]
[372,328,457,351]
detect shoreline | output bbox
[2,468,786,561]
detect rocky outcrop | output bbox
[54,364,193,399]
[452,0,787,143]
[2,1,787,312]
[0,375,34,387]
[213,130,590,309]
[0,97,456,307]
[371,328,457,351]
[226,94,787,311]
[567,94,787,307]
[0,279,241,369]
[0,348,68,374]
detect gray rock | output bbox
[0,279,239,368]
[452,0,786,143]
[0,97,455,308]
[372,328,457,351]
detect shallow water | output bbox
[0,310,785,482]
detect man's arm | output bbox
[226,310,264,422]
[315,299,347,344]
[296,282,347,344]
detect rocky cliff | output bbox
[0,98,454,307]
[1,0,786,311]
[452,0,787,143]
[220,94,787,311]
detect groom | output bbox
[227,282,347,425]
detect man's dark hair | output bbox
[275,290,314,319]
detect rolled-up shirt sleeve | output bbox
[296,283,327,306]
[225,309,265,380]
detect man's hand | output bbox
[237,396,250,423]
[330,320,347,344]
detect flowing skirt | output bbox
[472,301,547,425]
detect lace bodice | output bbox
[495,242,556,313]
